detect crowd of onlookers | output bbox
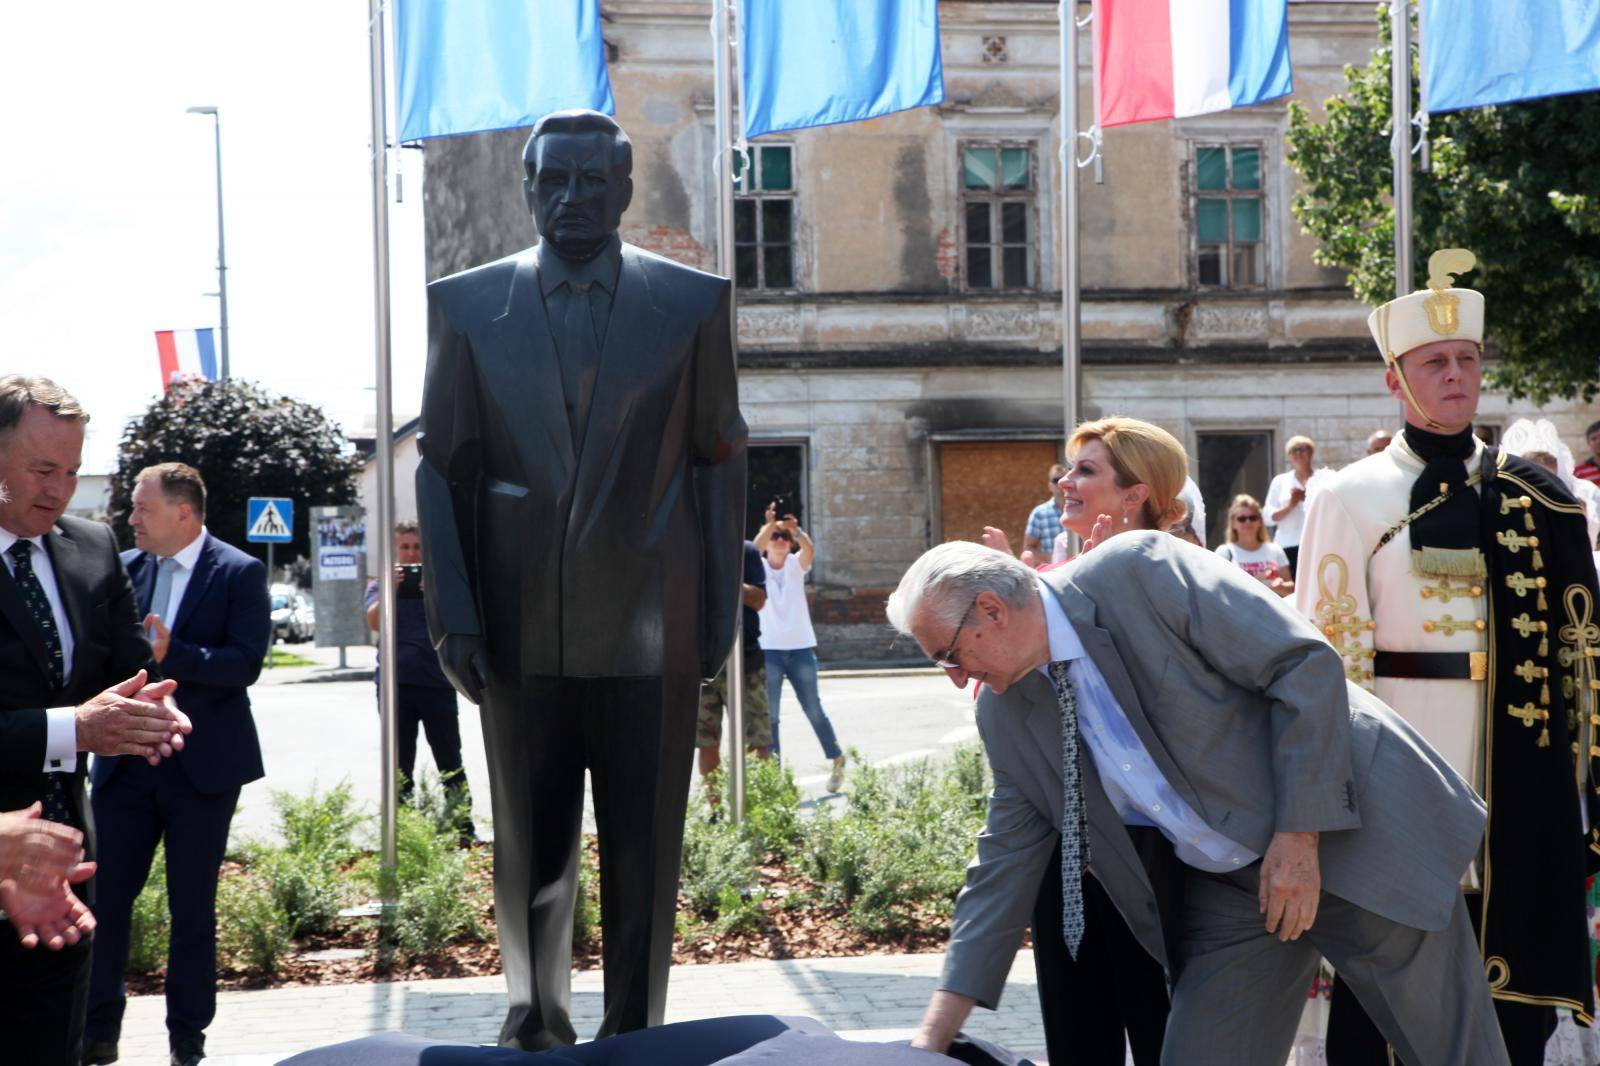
[1004,416,1600,596]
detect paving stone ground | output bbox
[114,951,1048,1066]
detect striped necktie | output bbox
[1047,659,1090,959]
[9,540,77,829]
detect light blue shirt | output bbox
[1036,582,1258,873]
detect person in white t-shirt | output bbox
[1213,494,1292,597]
[753,503,846,793]
[1262,435,1327,577]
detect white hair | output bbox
[885,541,1039,636]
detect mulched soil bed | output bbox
[124,848,952,996]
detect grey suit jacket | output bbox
[939,531,1486,1009]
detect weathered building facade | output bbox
[421,0,1599,661]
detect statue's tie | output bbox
[559,281,602,451]
[1047,660,1089,959]
[9,540,77,829]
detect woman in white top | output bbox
[1213,494,1292,596]
[1262,434,1326,578]
[753,503,845,792]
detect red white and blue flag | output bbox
[155,328,218,389]
[1094,0,1293,128]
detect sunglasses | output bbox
[1234,514,1261,523]
[770,531,793,543]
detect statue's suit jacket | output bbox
[417,241,747,685]
[940,531,1487,1010]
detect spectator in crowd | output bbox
[753,503,846,793]
[1574,419,1600,487]
[1263,435,1326,577]
[1023,463,1069,561]
[366,520,474,843]
[1500,418,1600,548]
[87,462,262,1066]
[1365,429,1393,456]
[1213,494,1293,596]
[696,541,771,791]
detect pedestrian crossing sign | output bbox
[246,497,294,543]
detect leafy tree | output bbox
[108,379,361,563]
[1285,9,1600,403]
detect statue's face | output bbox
[524,130,633,259]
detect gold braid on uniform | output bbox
[1314,554,1375,687]
[1559,584,1600,823]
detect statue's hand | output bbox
[438,634,490,705]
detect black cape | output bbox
[1478,448,1600,1022]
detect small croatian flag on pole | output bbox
[1095,0,1293,128]
[155,328,218,389]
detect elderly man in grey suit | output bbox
[887,534,1508,1066]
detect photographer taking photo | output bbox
[365,520,475,843]
[753,502,846,792]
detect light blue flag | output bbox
[740,0,944,140]
[1424,0,1600,113]
[394,0,615,142]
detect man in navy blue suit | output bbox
[83,463,270,1066]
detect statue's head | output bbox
[523,109,634,261]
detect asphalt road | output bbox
[228,664,978,848]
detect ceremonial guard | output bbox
[1296,250,1600,1064]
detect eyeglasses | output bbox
[930,596,981,670]
[1234,514,1261,523]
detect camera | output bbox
[397,564,424,599]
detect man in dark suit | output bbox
[417,109,746,1050]
[83,462,269,1066]
[0,376,191,1066]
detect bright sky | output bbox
[1,2,428,474]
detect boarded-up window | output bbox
[938,440,1061,552]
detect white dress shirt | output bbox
[0,526,78,774]
[1035,581,1257,873]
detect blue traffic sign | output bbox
[246,497,295,543]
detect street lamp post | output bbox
[186,105,231,380]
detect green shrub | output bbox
[356,805,487,956]
[257,847,348,938]
[272,781,362,865]
[678,778,759,920]
[408,767,474,840]
[216,871,291,974]
[742,757,803,860]
[572,837,599,948]
[801,745,990,935]
[127,845,169,975]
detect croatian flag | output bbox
[155,328,218,389]
[1095,0,1293,128]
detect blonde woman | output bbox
[1029,416,1187,1066]
[1214,494,1291,595]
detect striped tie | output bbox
[1047,660,1090,959]
[9,540,77,829]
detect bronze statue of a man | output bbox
[417,109,746,1049]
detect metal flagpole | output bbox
[712,0,747,825]
[1060,1,1085,440]
[1391,0,1414,296]
[367,0,400,891]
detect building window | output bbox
[734,145,795,290]
[961,143,1035,290]
[1192,144,1264,288]
[747,441,808,541]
